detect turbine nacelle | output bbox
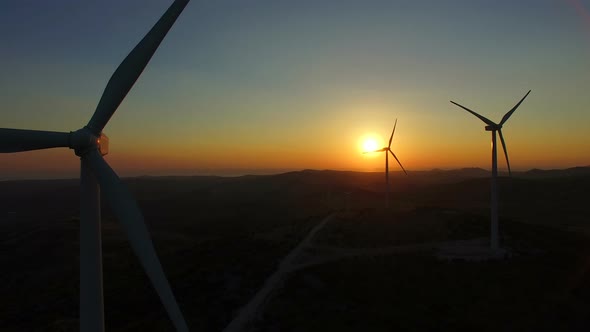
[70,128,109,157]
[485,124,501,131]
[97,133,109,156]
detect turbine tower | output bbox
[364,119,408,208]
[0,1,191,331]
[450,90,531,252]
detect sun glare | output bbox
[364,139,378,152]
[362,137,379,153]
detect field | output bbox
[1,167,590,331]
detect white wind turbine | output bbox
[364,119,408,208]
[450,90,531,251]
[1,1,191,331]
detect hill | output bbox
[1,166,589,330]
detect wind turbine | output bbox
[1,1,191,331]
[364,119,408,208]
[450,90,531,252]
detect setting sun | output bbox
[361,137,380,153]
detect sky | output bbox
[1,0,589,179]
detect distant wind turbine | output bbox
[450,90,531,251]
[0,0,191,331]
[364,119,408,208]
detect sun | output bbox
[363,139,378,152]
[361,137,380,153]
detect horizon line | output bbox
[1,165,589,182]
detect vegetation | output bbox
[1,168,589,331]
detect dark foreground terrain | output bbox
[1,167,589,331]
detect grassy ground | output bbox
[1,171,589,331]
[248,209,590,332]
[0,176,328,331]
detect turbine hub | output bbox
[70,127,109,156]
[485,124,501,131]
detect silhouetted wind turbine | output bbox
[0,1,191,331]
[450,90,531,251]
[364,119,408,208]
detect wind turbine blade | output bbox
[86,0,190,135]
[498,129,511,176]
[388,149,408,175]
[450,101,496,126]
[388,119,397,148]
[500,90,531,125]
[83,150,188,331]
[0,128,70,153]
[363,148,387,154]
